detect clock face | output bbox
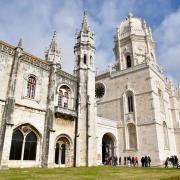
[95,83,105,99]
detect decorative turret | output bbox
[74,10,95,72]
[45,31,61,67]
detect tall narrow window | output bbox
[90,56,93,65]
[23,131,37,160]
[126,55,132,68]
[163,121,169,149]
[77,55,80,66]
[9,130,23,160]
[58,85,71,109]
[158,89,164,112]
[127,123,137,149]
[27,76,36,99]
[64,92,69,108]
[127,93,133,112]
[84,54,87,64]
[58,90,63,107]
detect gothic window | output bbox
[55,136,71,166]
[77,55,80,66]
[127,123,137,149]
[158,89,164,112]
[90,56,93,65]
[64,92,69,108]
[84,54,87,64]
[58,85,71,109]
[163,121,169,149]
[58,90,63,107]
[126,55,132,68]
[9,130,23,160]
[23,131,37,160]
[127,91,134,113]
[9,126,38,161]
[27,75,36,99]
[95,83,105,99]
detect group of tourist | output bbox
[140,156,151,167]
[165,155,179,168]
[103,155,151,167]
[103,155,180,168]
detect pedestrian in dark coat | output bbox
[141,157,145,167]
[119,156,121,165]
[144,156,148,167]
[124,156,127,165]
[147,156,151,167]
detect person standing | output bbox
[144,156,148,167]
[165,157,169,168]
[119,156,121,166]
[124,156,127,166]
[147,156,151,167]
[141,156,145,167]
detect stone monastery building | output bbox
[0,11,180,168]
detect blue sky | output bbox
[0,0,180,84]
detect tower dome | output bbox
[118,12,152,39]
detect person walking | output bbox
[165,157,169,168]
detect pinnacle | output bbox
[17,38,22,48]
[50,30,58,52]
[81,10,90,33]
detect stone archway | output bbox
[102,133,116,164]
[55,135,72,166]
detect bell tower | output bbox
[113,12,156,71]
[74,10,97,166]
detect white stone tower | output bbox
[113,12,156,71]
[74,10,97,166]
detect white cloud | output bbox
[0,0,179,84]
[154,7,180,84]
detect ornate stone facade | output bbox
[0,12,180,168]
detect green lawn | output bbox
[0,166,180,180]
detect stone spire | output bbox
[81,10,90,33]
[17,38,23,48]
[45,31,61,66]
[49,31,59,52]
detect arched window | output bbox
[9,130,23,160]
[58,85,71,109]
[90,56,93,65]
[27,76,36,99]
[58,90,63,107]
[158,89,164,112]
[84,54,87,64]
[126,91,134,113]
[55,136,71,166]
[23,131,37,160]
[163,121,169,149]
[126,55,132,68]
[64,92,69,108]
[77,55,80,66]
[9,126,38,161]
[127,123,137,149]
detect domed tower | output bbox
[113,12,156,70]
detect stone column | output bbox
[0,40,23,168]
[41,63,56,168]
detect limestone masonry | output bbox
[0,11,180,168]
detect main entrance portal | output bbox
[102,133,115,164]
